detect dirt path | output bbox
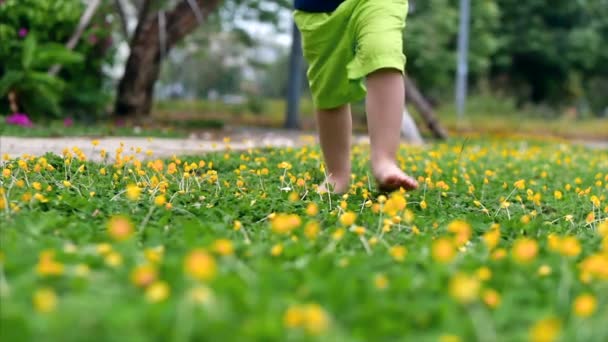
[1,130,605,161]
[0,131,370,161]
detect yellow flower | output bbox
[439,335,461,342]
[62,180,72,188]
[578,254,608,280]
[304,221,320,240]
[154,195,167,207]
[107,216,134,242]
[131,264,157,287]
[420,200,427,210]
[303,304,330,335]
[277,161,292,169]
[126,184,141,200]
[271,213,302,234]
[145,246,164,264]
[33,288,58,313]
[529,317,561,342]
[512,238,538,264]
[145,281,170,303]
[586,212,595,224]
[332,228,345,241]
[184,249,216,281]
[339,211,357,226]
[403,209,414,223]
[105,251,123,267]
[537,265,552,276]
[482,289,501,309]
[449,273,480,304]
[476,267,492,281]
[32,182,42,191]
[351,226,366,236]
[284,305,305,328]
[383,193,407,216]
[389,245,407,262]
[306,203,319,216]
[432,238,456,263]
[483,225,501,250]
[374,274,389,290]
[284,303,330,335]
[572,294,596,318]
[2,168,10,178]
[212,239,234,256]
[547,234,562,252]
[598,220,608,236]
[36,251,64,277]
[189,285,212,304]
[554,190,563,200]
[559,236,581,257]
[447,220,472,246]
[233,220,242,231]
[271,244,283,256]
[514,179,526,189]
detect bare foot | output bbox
[373,162,418,192]
[317,175,350,194]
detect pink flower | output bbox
[63,117,74,127]
[88,34,98,45]
[6,113,33,127]
[18,28,28,38]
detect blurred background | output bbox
[1,0,607,140]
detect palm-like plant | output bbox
[0,34,83,117]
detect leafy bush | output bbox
[0,0,114,120]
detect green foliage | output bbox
[0,0,114,119]
[491,0,608,114]
[405,0,501,101]
[405,0,608,115]
[0,35,83,117]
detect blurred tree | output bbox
[114,0,290,120]
[491,0,608,115]
[405,0,500,102]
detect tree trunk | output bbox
[114,0,221,119]
[404,75,448,139]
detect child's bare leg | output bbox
[366,69,418,191]
[316,104,352,194]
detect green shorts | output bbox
[294,0,408,109]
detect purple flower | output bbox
[6,113,33,127]
[88,34,98,45]
[18,28,28,38]
[64,117,74,127]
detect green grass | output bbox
[154,96,608,139]
[0,120,187,138]
[436,96,608,140]
[1,137,607,341]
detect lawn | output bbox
[0,137,607,342]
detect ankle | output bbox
[371,156,396,169]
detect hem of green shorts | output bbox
[314,89,366,110]
[347,55,406,81]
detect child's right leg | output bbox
[316,104,352,194]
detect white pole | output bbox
[455,0,471,119]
